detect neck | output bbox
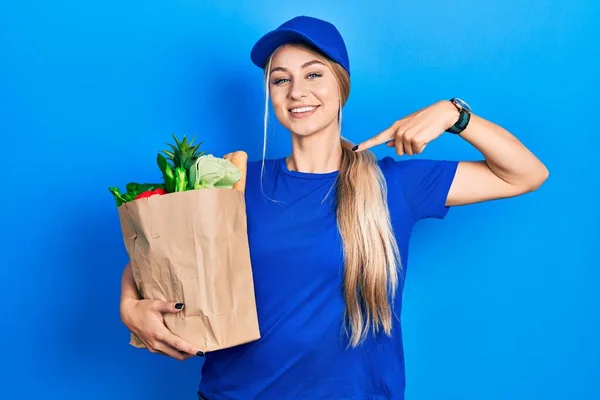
[286,122,342,173]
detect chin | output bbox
[288,124,322,137]
[285,118,336,137]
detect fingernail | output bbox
[352,145,358,152]
[196,351,205,356]
[175,303,184,309]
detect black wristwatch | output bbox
[446,98,471,135]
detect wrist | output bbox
[120,297,140,325]
[445,98,472,134]
[120,296,139,313]
[441,100,460,129]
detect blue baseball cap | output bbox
[250,16,350,75]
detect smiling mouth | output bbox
[289,105,319,118]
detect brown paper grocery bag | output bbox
[117,188,261,353]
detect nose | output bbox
[288,79,308,100]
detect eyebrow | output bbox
[270,60,326,74]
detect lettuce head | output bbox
[190,155,241,189]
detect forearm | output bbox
[120,263,141,306]
[449,105,549,189]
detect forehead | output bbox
[270,44,326,67]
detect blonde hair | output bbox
[260,43,402,347]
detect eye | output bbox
[272,77,289,85]
[307,72,322,79]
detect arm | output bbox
[119,263,201,360]
[120,263,141,314]
[445,105,549,206]
[354,99,549,207]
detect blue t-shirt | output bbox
[198,156,459,400]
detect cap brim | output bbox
[250,28,323,70]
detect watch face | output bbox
[453,98,471,112]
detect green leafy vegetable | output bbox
[109,187,128,206]
[108,182,165,206]
[126,182,165,194]
[190,155,241,189]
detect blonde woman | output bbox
[119,16,549,400]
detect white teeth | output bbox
[291,106,316,113]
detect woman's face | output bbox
[268,44,340,137]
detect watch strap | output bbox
[446,100,471,134]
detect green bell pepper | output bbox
[175,167,188,192]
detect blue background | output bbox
[1,1,597,399]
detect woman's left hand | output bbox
[353,100,460,156]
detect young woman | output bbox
[119,16,548,399]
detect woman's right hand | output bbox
[120,298,202,361]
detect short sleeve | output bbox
[379,156,459,221]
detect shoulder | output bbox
[377,156,460,220]
[245,158,281,185]
[247,158,278,172]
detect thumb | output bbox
[155,301,185,313]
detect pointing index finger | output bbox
[353,126,395,152]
